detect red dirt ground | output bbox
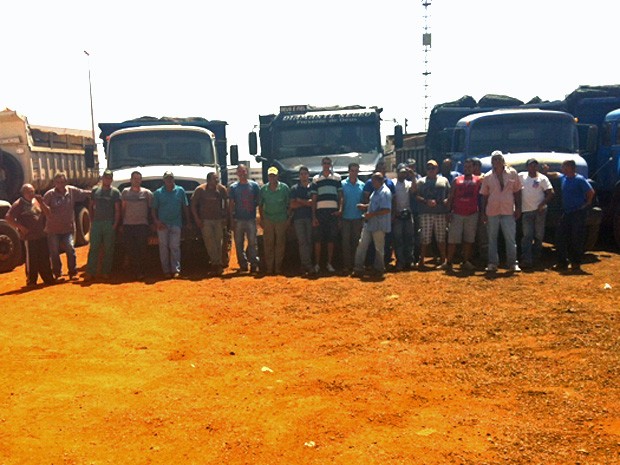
[1,244,619,464]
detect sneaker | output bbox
[485,264,498,272]
[462,261,476,271]
[509,264,521,272]
[68,273,79,281]
[436,262,450,270]
[171,272,181,279]
[326,263,336,273]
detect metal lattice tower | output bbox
[422,1,432,131]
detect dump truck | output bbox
[0,109,99,272]
[98,117,235,268]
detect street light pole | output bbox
[83,51,97,170]
[84,50,96,143]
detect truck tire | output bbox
[0,220,22,273]
[74,207,91,246]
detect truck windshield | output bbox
[465,115,578,155]
[273,123,379,159]
[107,130,214,170]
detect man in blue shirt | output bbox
[341,162,365,273]
[553,159,595,272]
[363,159,395,268]
[152,171,189,278]
[352,172,392,278]
[229,164,261,273]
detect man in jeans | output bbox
[340,162,365,274]
[289,166,313,275]
[480,151,522,273]
[552,159,595,272]
[392,164,416,271]
[152,171,188,279]
[42,172,91,280]
[84,169,121,281]
[229,164,260,273]
[191,172,228,276]
[518,159,554,269]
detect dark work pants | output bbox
[24,237,55,285]
[556,209,587,266]
[124,224,150,275]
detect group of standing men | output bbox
[4,151,596,287]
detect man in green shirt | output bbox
[85,170,121,280]
[259,166,290,275]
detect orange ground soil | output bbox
[0,243,619,464]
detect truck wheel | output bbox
[0,221,22,273]
[74,207,91,246]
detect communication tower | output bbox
[422,1,432,131]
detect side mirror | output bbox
[249,132,258,155]
[230,145,239,166]
[586,125,598,153]
[394,125,404,149]
[84,144,95,169]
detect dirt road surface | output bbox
[1,245,619,464]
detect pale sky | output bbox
[1,0,616,164]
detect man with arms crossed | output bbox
[191,172,229,276]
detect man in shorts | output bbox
[311,157,342,274]
[446,158,482,271]
[415,160,450,269]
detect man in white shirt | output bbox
[518,158,554,269]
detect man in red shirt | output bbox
[446,158,482,271]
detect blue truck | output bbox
[424,86,620,248]
[248,105,385,185]
[562,86,620,247]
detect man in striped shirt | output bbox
[311,157,342,274]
